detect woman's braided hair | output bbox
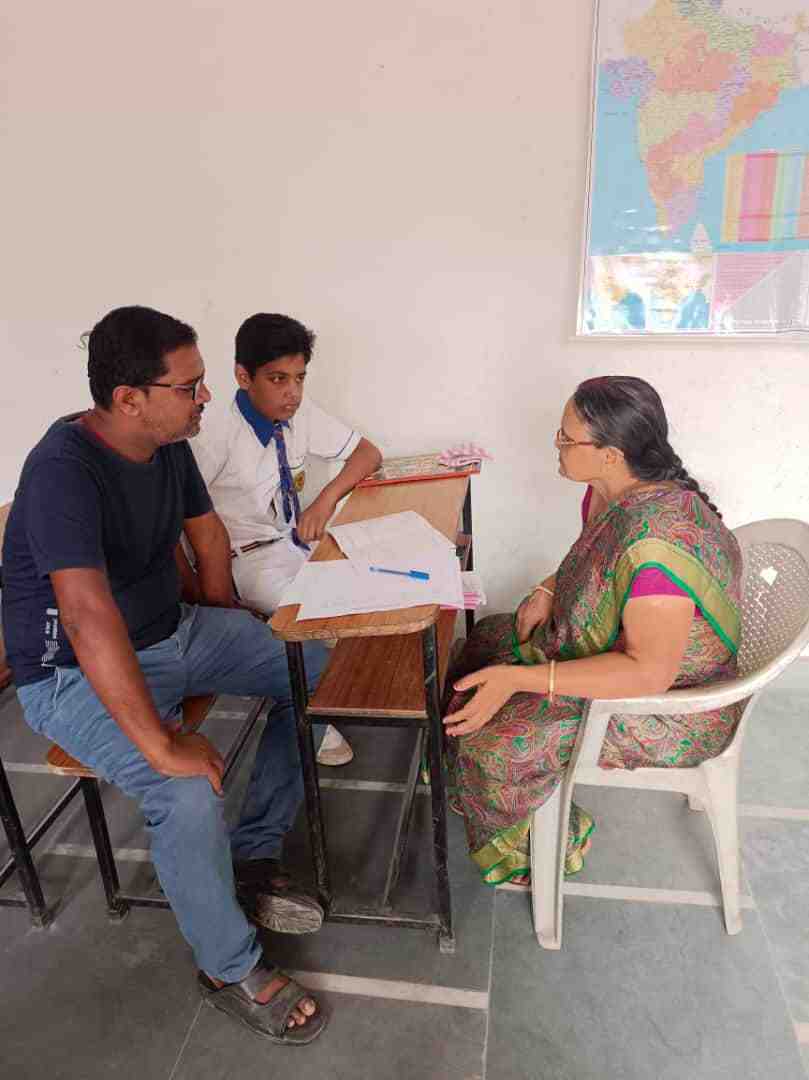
[572,376,721,517]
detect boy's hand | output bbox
[297,493,338,542]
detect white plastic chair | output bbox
[531,518,809,949]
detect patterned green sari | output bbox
[445,483,743,885]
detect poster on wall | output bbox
[578,0,809,337]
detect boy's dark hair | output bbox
[235,313,316,377]
[87,306,197,409]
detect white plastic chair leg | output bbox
[701,756,743,935]
[530,783,566,949]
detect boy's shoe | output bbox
[233,858,324,934]
[316,725,353,767]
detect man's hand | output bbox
[443,665,521,737]
[153,732,225,795]
[297,492,338,542]
[515,589,553,643]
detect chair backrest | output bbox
[734,519,809,682]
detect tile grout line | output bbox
[739,804,809,822]
[320,778,428,794]
[742,863,806,1064]
[2,762,61,774]
[481,883,497,1080]
[497,880,756,909]
[31,847,754,913]
[166,1000,203,1080]
[284,971,488,1011]
[47,842,152,862]
[5,758,809,822]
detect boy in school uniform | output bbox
[192,313,382,765]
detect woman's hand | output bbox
[443,665,522,737]
[515,589,553,643]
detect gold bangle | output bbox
[548,659,556,705]
[531,584,555,599]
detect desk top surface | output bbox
[270,475,469,641]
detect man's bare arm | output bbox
[182,511,234,607]
[174,543,202,604]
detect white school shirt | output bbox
[191,396,361,546]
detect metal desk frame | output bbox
[282,484,474,954]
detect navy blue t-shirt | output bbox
[1,415,212,687]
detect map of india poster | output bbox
[580,0,809,336]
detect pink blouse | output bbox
[581,486,700,615]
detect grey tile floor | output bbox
[1,661,808,1080]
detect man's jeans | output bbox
[16,604,328,983]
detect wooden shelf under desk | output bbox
[307,607,460,719]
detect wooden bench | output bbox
[1,501,66,926]
[45,694,216,776]
[42,693,266,920]
[0,636,58,925]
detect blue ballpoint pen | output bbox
[369,566,431,581]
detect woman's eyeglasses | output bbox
[555,428,596,448]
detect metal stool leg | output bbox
[80,778,129,921]
[0,757,53,927]
[286,642,332,911]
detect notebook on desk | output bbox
[357,452,482,488]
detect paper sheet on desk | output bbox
[328,511,455,565]
[279,548,464,620]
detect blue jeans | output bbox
[17,604,328,983]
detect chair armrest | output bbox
[590,678,744,718]
[574,678,750,769]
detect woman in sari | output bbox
[444,376,742,885]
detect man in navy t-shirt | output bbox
[2,306,328,1044]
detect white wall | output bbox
[2,1,808,613]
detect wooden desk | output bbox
[270,476,474,953]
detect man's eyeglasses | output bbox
[555,428,596,448]
[145,374,206,401]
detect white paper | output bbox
[328,511,455,566]
[276,511,464,620]
[277,547,464,621]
